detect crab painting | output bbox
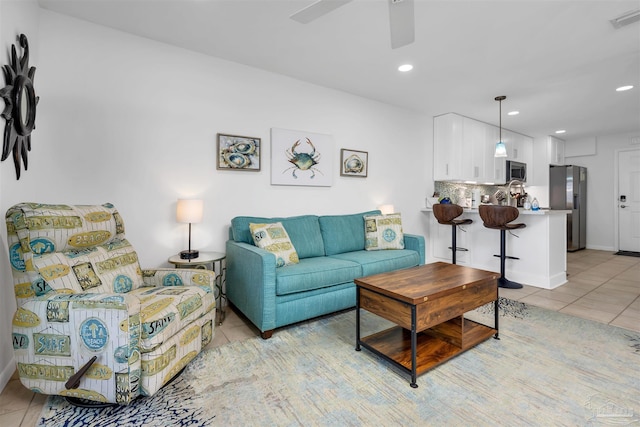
[283,138,323,179]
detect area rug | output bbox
[615,250,640,257]
[38,299,640,426]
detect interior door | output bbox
[618,149,640,252]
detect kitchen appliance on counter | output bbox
[550,165,587,251]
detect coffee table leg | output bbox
[410,305,418,388]
[355,287,361,351]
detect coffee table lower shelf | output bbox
[358,316,497,378]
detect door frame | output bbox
[614,147,640,252]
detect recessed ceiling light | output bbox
[507,111,519,116]
[616,85,634,92]
[555,130,566,134]
[398,64,413,72]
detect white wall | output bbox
[565,133,639,251]
[0,9,432,389]
[0,0,40,396]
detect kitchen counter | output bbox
[422,206,568,289]
[423,206,570,215]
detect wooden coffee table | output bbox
[355,262,499,388]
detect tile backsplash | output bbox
[431,181,504,206]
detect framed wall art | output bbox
[216,133,261,171]
[340,149,368,178]
[271,128,334,187]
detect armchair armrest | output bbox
[225,240,277,333]
[141,268,216,291]
[403,233,426,265]
[13,292,142,404]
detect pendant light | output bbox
[494,95,507,157]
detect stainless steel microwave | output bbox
[506,160,527,182]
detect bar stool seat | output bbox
[479,205,526,289]
[433,203,472,265]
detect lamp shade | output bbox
[378,204,395,215]
[494,141,507,157]
[176,199,203,224]
[494,95,507,158]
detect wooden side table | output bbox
[168,251,227,325]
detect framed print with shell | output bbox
[217,134,261,171]
[271,128,334,187]
[340,149,368,178]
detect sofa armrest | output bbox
[225,240,277,333]
[404,233,426,265]
[12,292,142,404]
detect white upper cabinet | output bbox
[433,113,463,180]
[433,113,531,184]
[547,135,565,165]
[462,117,486,181]
[485,125,505,184]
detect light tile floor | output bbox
[1,249,638,426]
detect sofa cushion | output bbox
[231,215,324,259]
[275,257,361,296]
[250,222,299,267]
[364,213,405,251]
[329,249,419,276]
[318,210,380,256]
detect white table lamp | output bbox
[378,204,395,215]
[177,199,203,259]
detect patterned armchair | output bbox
[5,203,215,405]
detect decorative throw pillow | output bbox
[364,213,405,251]
[249,222,299,267]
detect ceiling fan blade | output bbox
[290,0,354,24]
[388,0,415,49]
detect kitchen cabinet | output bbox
[433,113,532,184]
[485,125,505,184]
[462,117,487,182]
[547,136,565,165]
[433,113,463,180]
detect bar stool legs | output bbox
[498,229,523,289]
[479,205,526,289]
[433,203,472,265]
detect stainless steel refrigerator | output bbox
[550,165,587,251]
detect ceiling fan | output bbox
[290,0,415,49]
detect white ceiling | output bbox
[38,0,640,141]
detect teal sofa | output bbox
[226,210,425,338]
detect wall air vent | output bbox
[610,9,640,28]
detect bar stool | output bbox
[432,203,472,265]
[479,205,526,289]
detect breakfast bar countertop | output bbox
[422,206,571,215]
[422,205,569,289]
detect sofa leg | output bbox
[261,330,274,339]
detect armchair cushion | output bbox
[30,238,144,294]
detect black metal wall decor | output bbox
[0,34,39,180]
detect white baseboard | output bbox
[586,244,615,252]
[0,356,16,394]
